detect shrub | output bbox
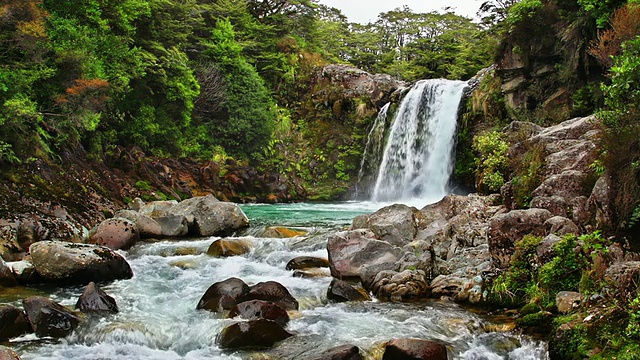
[472,130,510,192]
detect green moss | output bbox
[135,180,152,191]
[521,303,543,316]
[516,311,552,327]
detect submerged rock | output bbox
[229,300,289,327]
[286,256,329,270]
[197,277,250,312]
[240,281,299,311]
[382,338,448,360]
[87,218,139,250]
[327,279,368,302]
[310,344,362,360]
[261,227,307,238]
[29,241,133,285]
[75,282,118,313]
[22,296,80,338]
[0,304,31,341]
[216,319,293,349]
[206,239,250,257]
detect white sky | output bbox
[317,0,483,23]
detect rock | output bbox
[588,174,615,231]
[537,234,562,264]
[0,257,18,287]
[292,269,331,278]
[172,195,249,236]
[488,209,553,269]
[0,304,31,341]
[129,197,145,211]
[261,227,307,238]
[370,270,429,301]
[75,282,118,313]
[286,256,329,270]
[556,291,582,314]
[114,210,162,238]
[197,277,250,312]
[229,300,289,327]
[0,346,21,360]
[22,296,80,338]
[216,319,293,349]
[6,259,43,285]
[29,241,133,285]
[240,281,299,311]
[532,170,589,200]
[351,204,422,246]
[530,196,570,217]
[138,200,179,218]
[87,218,139,250]
[327,229,402,280]
[382,338,448,360]
[310,345,362,360]
[155,215,189,237]
[206,239,250,257]
[604,261,640,300]
[327,279,368,302]
[544,216,580,236]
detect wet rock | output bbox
[370,270,428,301]
[327,279,368,302]
[0,346,21,360]
[286,256,329,270]
[261,227,307,238]
[22,296,80,338]
[351,204,423,246]
[172,195,249,236]
[197,277,250,312]
[0,304,31,341]
[75,282,118,313]
[310,344,362,360]
[292,269,331,278]
[382,338,448,360]
[556,291,582,314]
[0,258,18,287]
[114,210,162,238]
[206,239,250,257]
[488,208,553,269]
[216,319,293,349]
[327,229,402,280]
[29,241,133,285]
[87,218,139,250]
[229,300,289,327]
[240,281,299,311]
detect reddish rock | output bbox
[0,346,21,360]
[0,304,31,341]
[75,281,118,313]
[197,277,250,312]
[216,319,293,349]
[327,279,368,302]
[22,296,80,338]
[382,338,448,360]
[87,218,139,250]
[240,281,299,311]
[0,258,18,287]
[311,345,362,360]
[229,300,289,327]
[286,256,329,270]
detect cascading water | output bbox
[355,103,390,198]
[370,79,467,203]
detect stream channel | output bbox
[4,202,549,359]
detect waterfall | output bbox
[355,103,390,198]
[370,79,467,203]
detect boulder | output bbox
[0,258,18,287]
[327,279,368,302]
[172,195,249,236]
[0,304,31,341]
[240,281,299,311]
[351,204,422,246]
[229,300,289,327]
[75,282,118,313]
[114,210,162,238]
[22,296,80,338]
[532,170,589,200]
[370,270,429,301]
[488,209,553,269]
[216,319,293,349]
[556,291,582,314]
[155,215,189,237]
[261,227,307,238]
[588,174,615,231]
[197,277,250,312]
[138,200,179,218]
[0,346,21,360]
[604,261,640,300]
[544,216,580,236]
[87,218,139,250]
[206,239,250,258]
[286,256,329,270]
[327,229,402,280]
[29,241,133,285]
[537,234,562,264]
[530,196,570,217]
[382,338,448,360]
[6,259,42,285]
[310,345,362,360]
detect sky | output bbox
[317,0,483,23]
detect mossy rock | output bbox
[548,321,589,360]
[516,311,553,327]
[520,303,543,316]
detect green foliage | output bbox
[472,130,510,192]
[505,0,543,29]
[539,235,587,296]
[510,143,545,208]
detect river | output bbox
[5,202,548,359]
